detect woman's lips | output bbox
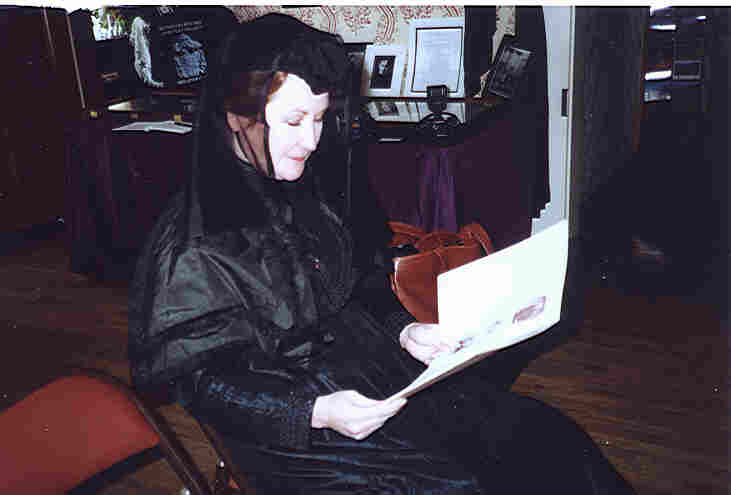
[289,156,307,162]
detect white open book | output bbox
[389,220,569,400]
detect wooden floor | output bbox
[0,230,727,495]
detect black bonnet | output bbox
[217,13,351,97]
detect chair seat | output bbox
[0,374,160,494]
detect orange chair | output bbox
[0,369,219,495]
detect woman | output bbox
[129,14,634,494]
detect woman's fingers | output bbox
[341,397,406,439]
[342,390,382,407]
[346,393,405,418]
[400,323,457,364]
[403,323,439,345]
[407,342,435,364]
[400,323,458,357]
[314,390,407,440]
[351,415,396,440]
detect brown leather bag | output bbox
[388,221,495,323]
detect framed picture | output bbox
[404,17,465,98]
[366,100,411,122]
[486,35,532,99]
[361,45,406,97]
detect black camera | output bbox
[426,84,448,113]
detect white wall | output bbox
[532,6,574,235]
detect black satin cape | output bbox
[128,151,636,494]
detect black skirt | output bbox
[198,303,634,495]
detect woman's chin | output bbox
[274,160,306,181]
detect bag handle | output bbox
[459,223,495,255]
[388,221,428,247]
[389,220,495,255]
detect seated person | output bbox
[129,13,634,494]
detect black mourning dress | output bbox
[128,143,634,493]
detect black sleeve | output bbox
[157,307,322,450]
[192,352,318,450]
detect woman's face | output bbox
[228,74,329,181]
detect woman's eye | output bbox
[286,113,305,126]
[286,113,325,126]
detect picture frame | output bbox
[361,45,406,97]
[366,100,411,122]
[485,35,532,99]
[404,17,465,98]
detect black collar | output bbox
[188,151,275,239]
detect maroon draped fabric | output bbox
[365,115,533,251]
[416,145,459,233]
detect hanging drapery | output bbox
[415,146,459,233]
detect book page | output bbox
[388,220,568,400]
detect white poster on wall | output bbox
[404,17,465,97]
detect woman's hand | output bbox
[399,322,457,365]
[311,391,407,440]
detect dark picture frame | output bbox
[361,44,406,97]
[486,35,533,99]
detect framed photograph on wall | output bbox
[486,35,532,99]
[361,45,406,97]
[404,17,465,98]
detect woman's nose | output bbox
[299,121,319,151]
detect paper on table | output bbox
[388,220,569,400]
[112,120,192,134]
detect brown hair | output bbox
[223,70,287,125]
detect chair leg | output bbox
[196,421,250,494]
[180,458,240,495]
[212,460,231,493]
